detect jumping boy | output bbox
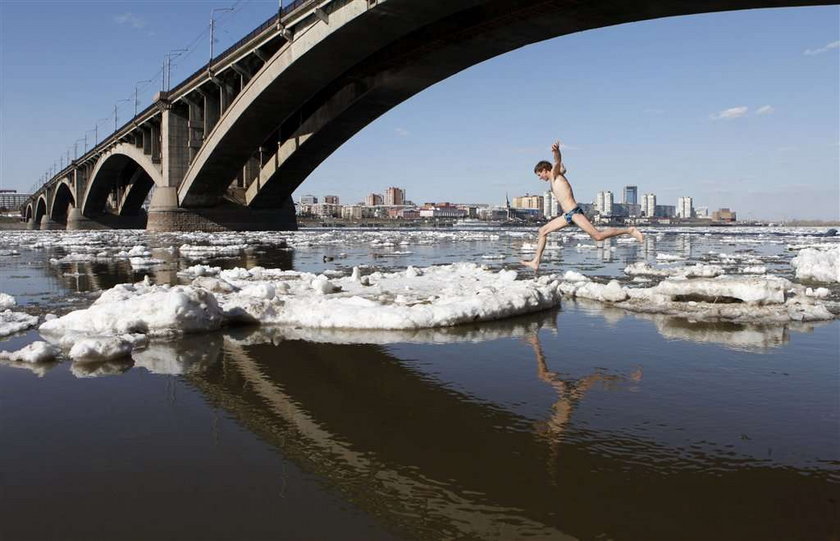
[520,141,644,270]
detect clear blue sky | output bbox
[1,1,837,220]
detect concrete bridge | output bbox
[21,0,833,231]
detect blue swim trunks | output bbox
[562,206,584,225]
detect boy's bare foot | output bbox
[520,259,540,271]
[629,227,644,242]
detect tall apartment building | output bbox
[623,185,638,205]
[365,193,384,206]
[384,187,405,206]
[543,190,559,218]
[299,194,318,205]
[641,193,656,217]
[596,191,614,215]
[324,195,339,205]
[677,196,694,219]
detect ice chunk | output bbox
[0,310,38,337]
[0,293,15,310]
[39,281,224,339]
[69,336,134,363]
[0,341,59,363]
[791,246,840,283]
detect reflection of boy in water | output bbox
[524,334,642,441]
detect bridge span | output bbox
[21,0,834,231]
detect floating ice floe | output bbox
[558,272,834,322]
[37,263,564,357]
[0,310,38,337]
[39,276,225,340]
[624,262,725,278]
[0,293,15,310]
[0,341,59,364]
[791,246,839,283]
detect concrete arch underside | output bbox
[82,144,162,224]
[178,0,831,208]
[50,180,76,223]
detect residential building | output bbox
[299,194,318,205]
[596,191,614,215]
[712,208,737,222]
[324,195,339,205]
[0,190,30,211]
[365,193,383,206]
[512,194,544,213]
[384,187,405,206]
[641,193,656,217]
[677,196,694,219]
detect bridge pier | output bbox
[39,216,64,230]
[67,207,106,230]
[26,219,38,230]
[147,187,296,231]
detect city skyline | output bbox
[1,3,837,221]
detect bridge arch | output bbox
[82,143,162,217]
[33,196,48,226]
[50,180,76,225]
[24,204,33,223]
[179,0,828,208]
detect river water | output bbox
[1,226,838,540]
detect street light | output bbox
[135,79,152,116]
[210,7,234,66]
[163,49,188,91]
[74,138,86,159]
[114,99,131,131]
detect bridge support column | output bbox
[66,207,105,230]
[26,219,38,230]
[148,192,297,232]
[39,215,64,230]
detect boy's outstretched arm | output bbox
[551,141,567,176]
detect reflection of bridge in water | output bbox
[21,0,833,232]
[181,319,835,540]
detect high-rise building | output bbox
[641,193,656,217]
[385,187,405,206]
[623,186,638,205]
[677,196,694,219]
[365,193,383,206]
[596,191,614,215]
[543,190,559,218]
[300,194,318,205]
[324,195,339,205]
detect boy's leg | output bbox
[521,216,569,270]
[571,213,644,242]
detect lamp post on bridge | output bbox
[210,7,234,69]
[163,49,188,92]
[74,138,86,159]
[114,99,131,131]
[135,79,152,116]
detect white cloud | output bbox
[804,40,840,55]
[114,13,146,30]
[756,105,774,115]
[711,106,748,120]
